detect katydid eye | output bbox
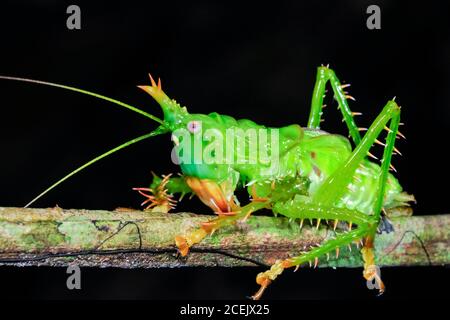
[187,120,201,133]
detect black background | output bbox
[0,1,449,300]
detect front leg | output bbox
[133,172,192,213]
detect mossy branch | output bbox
[0,207,448,268]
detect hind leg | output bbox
[307,65,363,145]
[252,100,402,299]
[312,99,401,294]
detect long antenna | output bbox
[0,75,164,124]
[24,127,168,208]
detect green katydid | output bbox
[0,66,414,299]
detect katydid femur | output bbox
[0,66,414,299]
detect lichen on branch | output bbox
[0,207,448,268]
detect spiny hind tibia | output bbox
[0,66,415,299]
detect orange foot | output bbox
[363,264,385,295]
[251,260,290,300]
[251,276,272,300]
[175,228,208,257]
[175,215,227,256]
[133,174,176,213]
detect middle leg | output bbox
[175,200,270,256]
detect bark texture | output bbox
[0,207,448,268]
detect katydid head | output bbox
[139,75,239,213]
[172,114,240,214]
[138,75,224,172]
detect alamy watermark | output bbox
[170,121,281,176]
[66,5,81,30]
[66,265,81,290]
[366,5,381,30]
[366,265,382,290]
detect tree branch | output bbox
[0,207,448,268]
